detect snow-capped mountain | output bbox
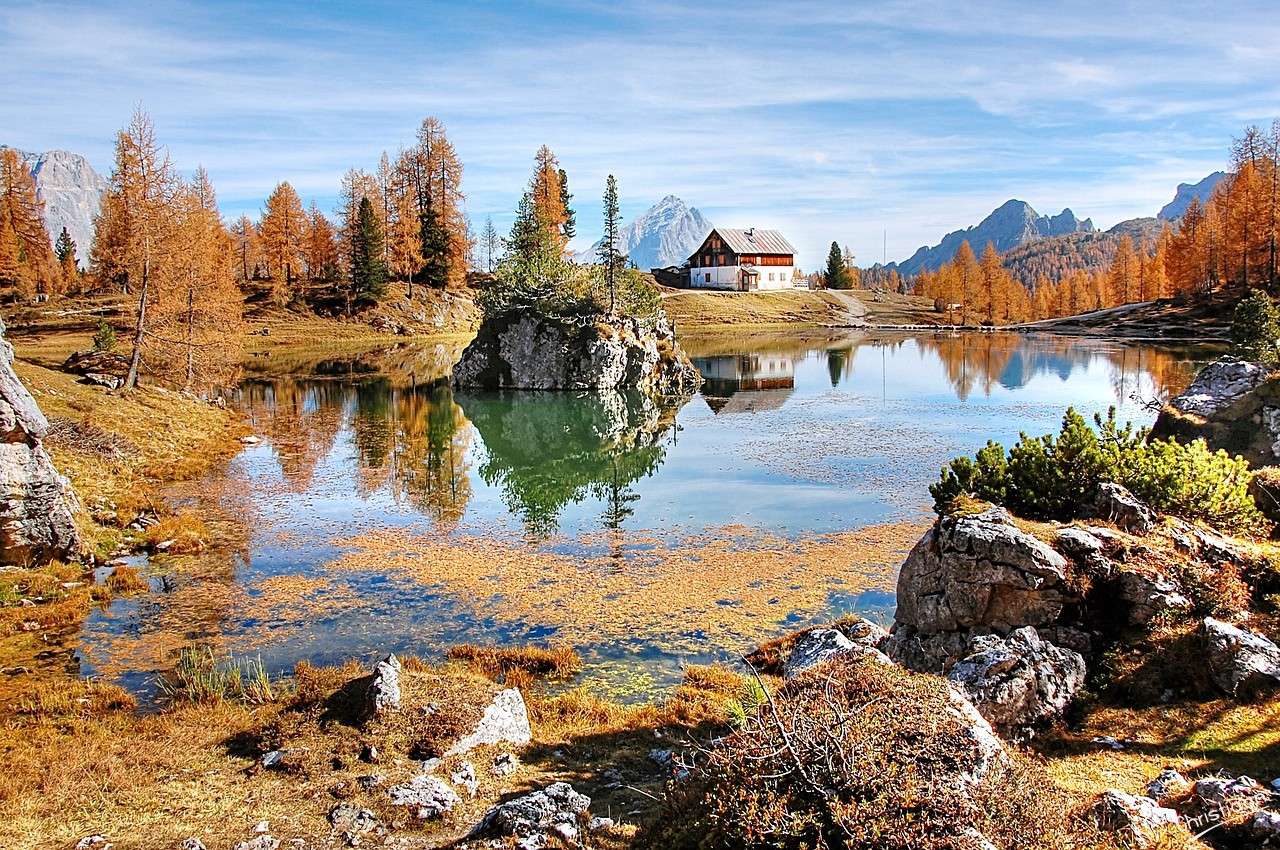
[1,147,107,265]
[578,195,712,270]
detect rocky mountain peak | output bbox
[0,146,107,265]
[578,196,712,270]
[1158,172,1228,222]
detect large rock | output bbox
[452,309,701,396]
[1089,482,1156,534]
[1202,618,1280,698]
[946,626,1086,739]
[471,781,592,841]
[894,506,1072,637]
[1116,569,1191,626]
[1151,356,1280,467]
[365,653,402,716]
[447,688,532,755]
[387,774,460,820]
[0,320,81,563]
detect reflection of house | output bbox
[688,228,796,291]
[693,354,796,414]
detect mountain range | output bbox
[577,195,711,270]
[1,147,107,265]
[883,172,1228,284]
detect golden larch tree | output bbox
[258,181,306,303]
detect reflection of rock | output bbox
[0,320,82,562]
[457,389,685,536]
[452,310,701,396]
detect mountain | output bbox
[890,200,1094,278]
[1,147,107,265]
[1158,171,1227,221]
[578,195,712,270]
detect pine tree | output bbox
[403,117,467,289]
[598,175,623,312]
[55,227,78,290]
[480,216,499,273]
[558,168,576,242]
[824,242,849,289]
[348,196,387,314]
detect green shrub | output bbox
[479,251,660,323]
[931,407,1264,533]
[92,320,116,352]
[1231,288,1280,364]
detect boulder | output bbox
[1116,569,1191,626]
[452,309,701,396]
[328,801,379,843]
[1191,775,1270,814]
[1202,618,1280,698]
[1165,356,1268,417]
[1089,482,1157,535]
[0,321,81,563]
[783,627,891,679]
[1054,527,1111,575]
[365,653,402,716]
[943,685,1009,788]
[62,349,129,384]
[471,781,591,841]
[946,627,1086,739]
[1092,790,1181,849]
[447,688,532,754]
[387,774,460,820]
[1144,768,1190,803]
[1251,810,1280,841]
[894,506,1072,638]
[1151,356,1280,467]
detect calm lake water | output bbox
[75,331,1220,698]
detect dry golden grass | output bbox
[104,564,148,595]
[446,643,583,684]
[143,510,209,554]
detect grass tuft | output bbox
[105,564,148,595]
[446,643,583,683]
[157,645,275,705]
[143,511,209,555]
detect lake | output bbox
[75,331,1219,699]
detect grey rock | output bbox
[1192,775,1270,811]
[365,653,401,716]
[1144,768,1190,802]
[1090,482,1157,534]
[894,506,1071,637]
[1252,810,1280,839]
[783,627,891,679]
[452,310,701,396]
[1202,618,1280,698]
[1054,527,1111,575]
[0,324,82,563]
[492,752,519,775]
[1117,569,1191,626]
[181,839,206,850]
[75,838,112,850]
[387,774,460,820]
[451,760,479,797]
[446,688,532,755]
[472,781,591,839]
[355,774,384,790]
[328,801,378,843]
[588,816,616,831]
[1168,356,1267,418]
[943,685,1009,788]
[1092,790,1180,849]
[947,626,1086,739]
[231,839,277,850]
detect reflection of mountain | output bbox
[693,354,796,414]
[457,390,684,537]
[911,332,1203,403]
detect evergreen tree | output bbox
[349,196,387,313]
[824,242,850,289]
[480,216,499,273]
[598,175,623,312]
[55,226,78,286]
[419,201,449,288]
[558,168,576,242]
[508,193,539,264]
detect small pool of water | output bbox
[74,330,1220,699]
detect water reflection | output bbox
[693,354,796,414]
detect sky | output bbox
[3,0,1278,267]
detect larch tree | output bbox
[387,184,423,297]
[258,181,306,304]
[230,215,259,284]
[529,146,567,252]
[598,175,623,312]
[0,147,56,297]
[305,203,340,282]
[953,241,980,324]
[99,109,182,390]
[402,117,468,289]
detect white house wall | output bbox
[689,264,795,290]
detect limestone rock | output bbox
[328,801,379,843]
[387,774,460,820]
[943,685,1009,788]
[1144,768,1190,803]
[1116,569,1191,626]
[1151,356,1280,466]
[452,310,701,396]
[946,626,1086,739]
[1089,482,1157,534]
[1165,356,1267,417]
[1251,810,1280,841]
[447,688,532,754]
[471,781,591,841]
[783,627,891,679]
[451,760,478,797]
[231,838,278,850]
[1191,774,1270,812]
[365,653,401,716]
[894,506,1071,637]
[1092,790,1181,849]
[1202,618,1280,698]
[1054,526,1111,575]
[0,322,81,563]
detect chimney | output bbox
[745,228,754,237]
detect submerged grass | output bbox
[156,645,276,705]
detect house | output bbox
[687,228,797,291]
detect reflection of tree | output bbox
[239,379,349,491]
[457,390,683,538]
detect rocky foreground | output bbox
[452,309,701,395]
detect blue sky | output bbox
[2,0,1277,266]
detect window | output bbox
[705,273,711,283]
[768,272,774,281]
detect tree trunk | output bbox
[124,243,149,390]
[184,284,195,391]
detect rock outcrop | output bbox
[946,626,1086,739]
[1092,790,1181,849]
[783,626,891,679]
[1151,356,1280,467]
[471,781,593,844]
[1202,617,1280,698]
[446,688,532,755]
[0,319,81,563]
[452,310,701,396]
